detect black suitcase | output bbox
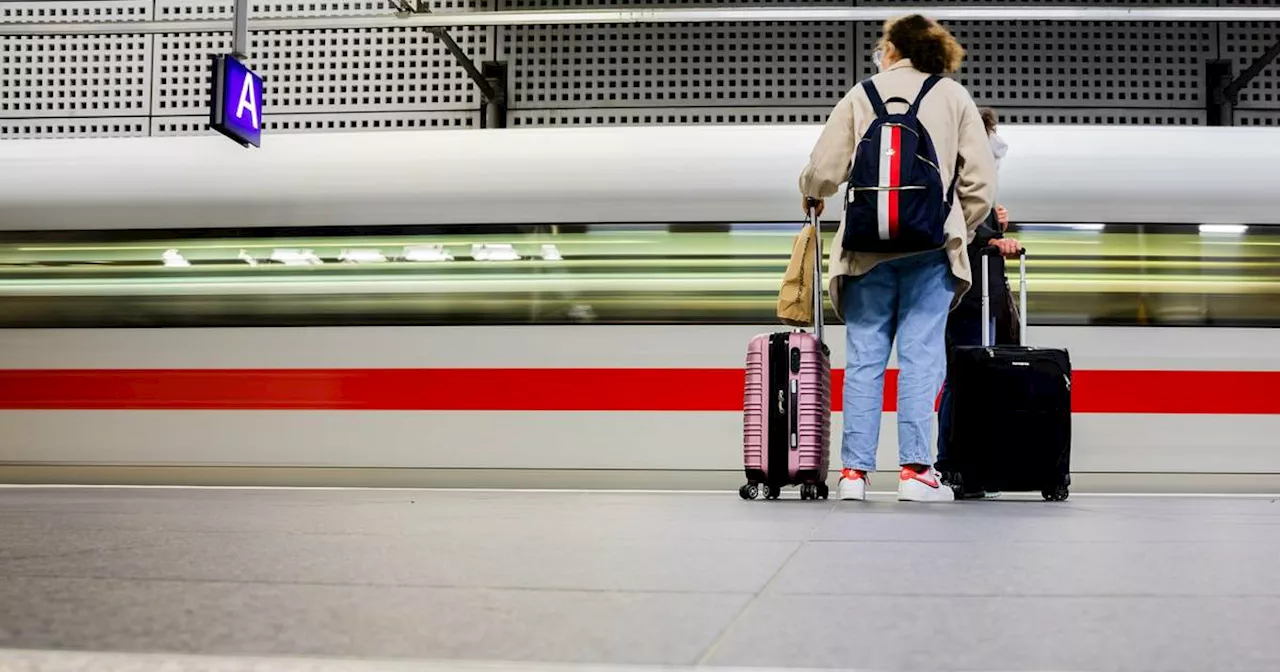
[941,247,1073,501]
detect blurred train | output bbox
[0,125,1277,492]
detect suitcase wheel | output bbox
[797,483,829,501]
[739,483,759,500]
[1042,485,1070,502]
[942,471,968,500]
[762,484,779,500]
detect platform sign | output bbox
[210,54,263,147]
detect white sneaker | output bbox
[897,466,955,502]
[838,468,868,501]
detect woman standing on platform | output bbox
[798,14,997,503]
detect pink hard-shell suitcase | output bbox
[740,206,832,500]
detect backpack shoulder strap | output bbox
[945,156,960,209]
[908,75,943,116]
[905,74,960,208]
[861,79,888,119]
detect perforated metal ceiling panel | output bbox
[152,110,475,135]
[995,107,1206,125]
[1221,21,1280,110]
[971,23,1205,111]
[857,0,1216,5]
[1206,0,1276,115]
[1236,109,1280,126]
[2,0,482,138]
[151,29,488,114]
[3,0,1280,139]
[512,105,830,125]
[851,0,1244,128]
[505,22,852,112]
[853,20,1214,124]
[0,117,150,140]
[0,0,151,23]
[499,0,850,9]
[155,0,386,19]
[1,1,153,123]
[151,0,486,126]
[500,0,1229,127]
[498,0,849,129]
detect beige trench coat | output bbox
[798,58,997,319]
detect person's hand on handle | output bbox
[803,197,825,218]
[989,237,1022,257]
[995,205,1009,231]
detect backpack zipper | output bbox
[880,122,921,138]
[847,185,926,202]
[915,154,941,172]
[849,185,928,192]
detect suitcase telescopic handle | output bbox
[980,245,1028,347]
[806,198,824,346]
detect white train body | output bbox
[0,126,1277,491]
[3,124,1278,229]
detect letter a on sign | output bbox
[210,54,263,147]
[236,75,259,130]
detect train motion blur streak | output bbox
[0,126,1277,490]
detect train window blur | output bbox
[0,223,1276,328]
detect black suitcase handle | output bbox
[980,246,1028,347]
[980,245,1028,257]
[805,198,824,346]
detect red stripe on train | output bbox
[0,369,1275,414]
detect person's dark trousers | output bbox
[936,219,1006,469]
[935,299,994,469]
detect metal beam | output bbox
[1206,59,1234,127]
[429,27,498,103]
[480,62,508,128]
[4,6,1280,36]
[232,0,249,58]
[1223,39,1280,103]
[384,0,504,121]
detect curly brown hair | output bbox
[882,14,965,75]
[979,107,998,135]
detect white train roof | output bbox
[0,124,1276,230]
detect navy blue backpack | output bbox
[842,75,959,254]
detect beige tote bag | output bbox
[776,222,817,327]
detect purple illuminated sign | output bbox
[210,54,263,148]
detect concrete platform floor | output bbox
[0,487,1277,672]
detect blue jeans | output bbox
[841,251,954,472]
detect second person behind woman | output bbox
[935,106,1022,496]
[798,14,997,502]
